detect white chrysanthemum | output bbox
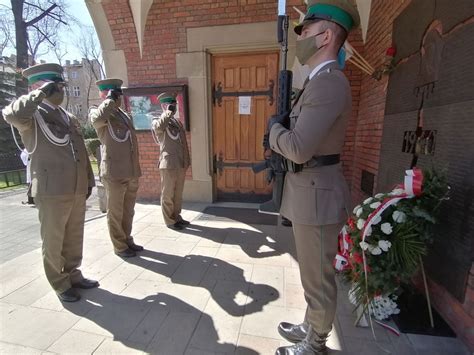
[375,193,385,199]
[363,197,373,205]
[356,207,363,217]
[392,210,407,223]
[359,241,370,250]
[371,215,382,225]
[353,205,361,214]
[381,222,393,235]
[378,240,392,252]
[365,226,373,237]
[357,219,366,230]
[370,246,382,255]
[369,295,400,320]
[370,202,381,209]
[390,188,405,196]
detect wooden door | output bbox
[212,52,278,202]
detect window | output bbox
[74,104,82,114]
[63,72,68,80]
[65,87,70,96]
[71,71,77,79]
[72,86,80,97]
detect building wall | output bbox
[92,0,473,349]
[348,0,473,350]
[62,59,102,123]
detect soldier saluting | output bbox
[151,92,190,230]
[89,78,143,258]
[2,63,98,303]
[267,1,359,354]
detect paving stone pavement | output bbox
[0,187,470,354]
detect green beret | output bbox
[158,92,177,104]
[23,63,64,85]
[96,78,123,91]
[294,0,360,35]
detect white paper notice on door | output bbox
[238,96,251,115]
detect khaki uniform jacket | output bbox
[89,99,141,179]
[269,62,351,226]
[2,90,95,197]
[152,111,190,170]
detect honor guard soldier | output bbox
[89,78,143,258]
[2,63,98,303]
[151,92,190,230]
[267,1,359,353]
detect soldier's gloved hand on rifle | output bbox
[106,88,123,101]
[266,111,290,132]
[39,81,58,97]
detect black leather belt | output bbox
[304,154,340,168]
[284,154,340,173]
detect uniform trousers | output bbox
[102,177,139,253]
[292,222,344,335]
[160,168,186,226]
[35,194,86,293]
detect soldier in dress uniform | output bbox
[267,1,359,353]
[151,92,190,230]
[89,78,143,258]
[2,63,98,303]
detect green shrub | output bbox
[82,123,98,139]
[84,138,101,160]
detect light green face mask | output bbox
[295,31,326,65]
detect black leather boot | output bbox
[275,327,328,355]
[278,322,309,343]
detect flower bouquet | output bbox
[335,168,450,322]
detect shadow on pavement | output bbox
[64,289,259,354]
[127,250,280,317]
[180,222,297,260]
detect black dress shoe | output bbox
[278,322,308,343]
[127,242,144,251]
[115,248,137,258]
[167,223,183,231]
[281,217,293,227]
[57,288,81,302]
[72,278,100,289]
[177,219,190,226]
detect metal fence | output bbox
[0,151,26,188]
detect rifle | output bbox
[254,1,293,215]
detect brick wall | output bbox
[346,0,411,204]
[101,0,302,201]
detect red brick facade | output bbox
[100,0,472,349]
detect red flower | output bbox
[352,252,363,264]
[386,46,396,57]
[348,218,356,230]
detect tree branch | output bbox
[31,24,55,46]
[25,3,57,27]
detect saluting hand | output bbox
[106,89,123,101]
[39,81,58,97]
